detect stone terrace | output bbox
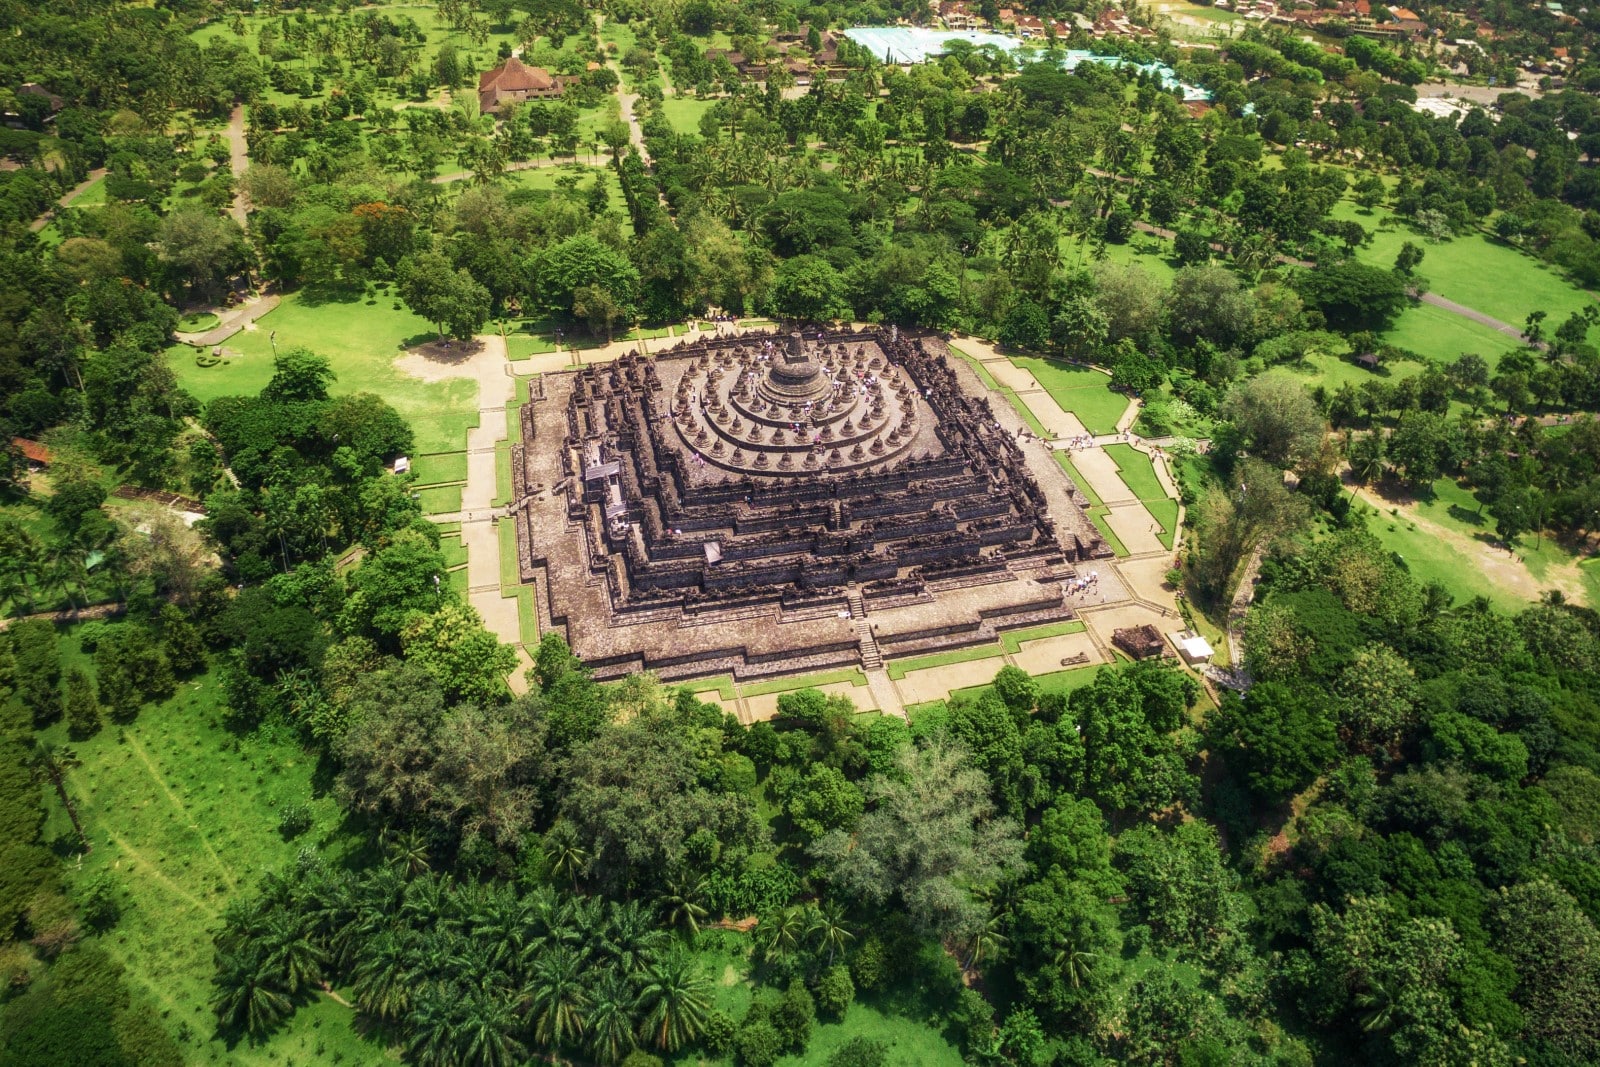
[512,327,1111,681]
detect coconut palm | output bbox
[755,905,807,964]
[522,944,591,1052]
[807,900,856,966]
[382,826,433,877]
[659,873,709,938]
[635,953,712,1053]
[586,967,641,1066]
[602,899,669,973]
[26,743,88,853]
[406,987,461,1067]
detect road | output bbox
[224,104,249,229]
[27,167,108,233]
[596,13,650,165]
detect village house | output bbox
[477,57,575,114]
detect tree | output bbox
[26,742,88,854]
[1335,643,1418,752]
[397,250,491,342]
[999,298,1050,350]
[1387,410,1461,486]
[636,953,712,1052]
[1294,260,1409,331]
[399,602,516,706]
[1092,261,1164,343]
[523,945,590,1053]
[262,347,334,404]
[785,764,864,841]
[158,204,249,300]
[63,667,102,740]
[768,255,851,322]
[529,233,640,324]
[1222,373,1326,469]
[586,968,641,1065]
[1394,241,1425,276]
[1115,821,1238,957]
[1206,683,1336,800]
[42,467,107,538]
[810,741,1024,942]
[1168,265,1257,348]
[1490,878,1600,1061]
[1009,868,1122,1020]
[9,619,61,726]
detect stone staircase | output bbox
[847,589,883,670]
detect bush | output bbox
[735,1019,784,1067]
[619,1052,664,1067]
[277,803,313,839]
[702,1008,736,1054]
[851,935,888,991]
[829,1037,889,1067]
[774,981,815,1051]
[814,964,854,1019]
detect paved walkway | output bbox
[398,335,533,694]
[27,167,107,233]
[173,290,281,347]
[223,104,249,229]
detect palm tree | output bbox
[212,948,292,1036]
[807,900,855,966]
[635,953,712,1053]
[1052,941,1099,990]
[259,912,327,995]
[547,822,589,890]
[522,944,591,1052]
[586,967,641,1065]
[383,827,433,877]
[406,987,462,1067]
[603,899,669,973]
[456,988,527,1067]
[27,743,88,853]
[658,874,709,938]
[351,930,416,1022]
[1355,979,1399,1033]
[755,905,806,964]
[962,912,1007,971]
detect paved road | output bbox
[27,167,108,233]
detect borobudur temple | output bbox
[511,327,1112,681]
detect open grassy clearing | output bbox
[166,290,480,454]
[1333,200,1600,335]
[1006,356,1127,434]
[660,94,716,133]
[36,640,382,1065]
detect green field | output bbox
[1334,200,1600,337]
[166,291,480,454]
[660,93,716,133]
[409,450,468,485]
[1007,356,1128,434]
[885,644,1005,681]
[37,637,383,1065]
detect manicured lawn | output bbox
[1101,443,1166,501]
[417,483,462,515]
[948,662,1104,704]
[166,291,480,454]
[440,533,468,569]
[1332,200,1599,338]
[177,310,219,332]
[1007,356,1127,434]
[37,642,383,1065]
[739,667,870,697]
[660,95,716,133]
[1055,453,1134,556]
[66,174,107,208]
[999,619,1087,652]
[1381,301,1520,369]
[409,450,468,485]
[886,644,1004,680]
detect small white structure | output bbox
[1174,631,1214,665]
[393,456,411,474]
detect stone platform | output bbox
[512,327,1111,681]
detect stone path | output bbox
[28,167,107,233]
[397,334,533,694]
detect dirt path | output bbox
[1347,482,1589,605]
[596,14,650,166]
[27,167,108,233]
[224,104,249,229]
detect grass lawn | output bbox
[948,662,1104,704]
[165,290,480,454]
[1333,200,1600,338]
[1006,356,1127,434]
[409,450,468,486]
[66,174,107,208]
[999,619,1087,652]
[1381,301,1521,369]
[440,533,469,569]
[497,518,540,645]
[417,483,463,515]
[37,641,384,1065]
[1103,443,1180,548]
[177,310,219,333]
[660,94,715,133]
[886,644,1004,680]
[1055,453,1133,556]
[739,668,870,697]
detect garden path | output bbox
[223,104,249,229]
[171,289,281,347]
[27,167,108,232]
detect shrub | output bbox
[702,1008,736,1054]
[277,803,313,839]
[851,935,888,991]
[735,1019,783,1067]
[814,964,854,1019]
[829,1037,889,1067]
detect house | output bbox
[477,57,573,114]
[12,437,50,470]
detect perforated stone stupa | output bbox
[512,327,1111,681]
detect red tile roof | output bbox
[12,438,50,465]
[479,56,556,93]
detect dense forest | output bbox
[2,0,1600,1064]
